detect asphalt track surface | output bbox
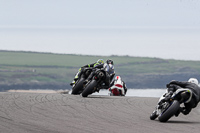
[0,92,200,133]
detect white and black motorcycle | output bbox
[150,88,192,122]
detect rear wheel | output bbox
[71,78,85,95]
[82,80,98,97]
[158,100,180,122]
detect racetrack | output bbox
[0,92,200,133]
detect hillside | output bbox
[0,50,200,91]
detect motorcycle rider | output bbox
[70,59,104,86]
[83,59,115,90]
[109,76,127,96]
[160,78,200,116]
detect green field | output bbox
[0,50,200,90]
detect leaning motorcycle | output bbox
[150,88,192,122]
[71,68,92,95]
[109,84,125,96]
[81,64,114,97]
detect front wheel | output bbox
[71,78,85,95]
[82,80,98,97]
[158,100,180,122]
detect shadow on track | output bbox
[166,120,200,124]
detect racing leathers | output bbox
[70,62,103,86]
[165,80,200,115]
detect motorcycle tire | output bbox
[82,80,98,97]
[158,100,180,122]
[71,78,85,95]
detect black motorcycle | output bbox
[81,64,115,97]
[71,68,92,95]
[150,88,192,122]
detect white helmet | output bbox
[113,76,121,83]
[115,76,121,81]
[188,78,199,85]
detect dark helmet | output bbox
[106,59,113,65]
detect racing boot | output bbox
[175,107,184,117]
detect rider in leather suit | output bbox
[109,76,127,96]
[70,59,104,86]
[164,78,200,116]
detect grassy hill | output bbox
[0,50,200,90]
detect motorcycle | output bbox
[109,77,126,96]
[81,64,115,97]
[71,67,92,95]
[150,88,192,122]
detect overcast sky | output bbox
[1,0,200,27]
[1,0,200,60]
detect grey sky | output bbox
[1,0,200,27]
[1,0,200,60]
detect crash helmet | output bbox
[113,76,123,85]
[114,76,121,82]
[115,76,121,81]
[97,59,104,64]
[106,59,114,65]
[103,59,114,74]
[188,78,199,85]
